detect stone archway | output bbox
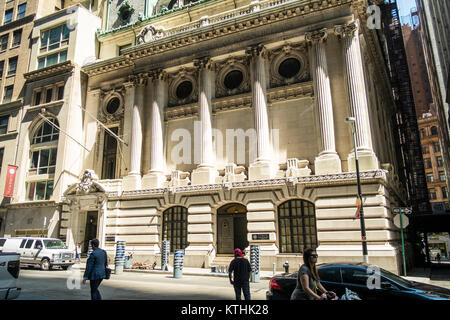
[216,203,248,254]
[63,170,107,251]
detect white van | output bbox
[2,237,75,270]
[0,238,6,253]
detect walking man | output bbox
[228,248,252,300]
[82,239,108,300]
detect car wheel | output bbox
[61,266,70,271]
[40,259,51,271]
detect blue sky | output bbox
[397,0,417,16]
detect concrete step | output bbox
[211,255,234,266]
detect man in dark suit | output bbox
[83,239,108,300]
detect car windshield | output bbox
[380,268,414,288]
[43,240,67,249]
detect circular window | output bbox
[278,58,301,79]
[176,81,193,100]
[106,97,120,114]
[224,70,243,90]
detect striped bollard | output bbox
[114,241,126,274]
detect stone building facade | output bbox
[51,0,409,273]
[2,5,101,239]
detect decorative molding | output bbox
[105,170,389,199]
[334,21,359,39]
[136,24,167,44]
[167,67,198,107]
[24,61,75,82]
[215,56,250,98]
[269,42,310,88]
[305,28,328,44]
[87,0,354,77]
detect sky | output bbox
[397,0,418,16]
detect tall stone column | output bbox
[123,74,147,191]
[334,21,379,171]
[306,29,342,175]
[246,45,275,180]
[191,58,218,185]
[142,70,168,189]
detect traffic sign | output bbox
[393,207,412,214]
[393,214,409,229]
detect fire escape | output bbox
[379,0,431,215]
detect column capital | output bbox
[305,28,329,44]
[150,69,168,81]
[245,44,268,59]
[334,21,359,39]
[127,73,149,87]
[193,57,216,71]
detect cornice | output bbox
[0,99,23,112]
[7,200,58,209]
[24,61,75,82]
[84,0,353,76]
[106,170,390,199]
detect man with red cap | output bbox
[228,248,252,300]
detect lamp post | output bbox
[345,117,369,264]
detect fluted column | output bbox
[306,29,342,175]
[142,70,167,189]
[123,73,147,191]
[191,58,218,185]
[335,21,379,171]
[247,45,275,180]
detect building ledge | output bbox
[24,61,75,82]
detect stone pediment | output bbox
[64,169,106,196]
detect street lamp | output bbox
[345,117,369,264]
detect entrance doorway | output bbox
[217,204,248,254]
[84,211,98,253]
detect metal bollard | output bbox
[283,261,289,274]
[173,249,184,278]
[161,240,170,271]
[250,245,260,283]
[114,241,126,274]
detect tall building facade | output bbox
[0,1,103,237]
[0,0,71,235]
[416,0,450,197]
[2,0,411,274]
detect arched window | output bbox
[430,126,438,136]
[27,118,59,201]
[162,206,188,252]
[278,199,317,253]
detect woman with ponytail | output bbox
[290,248,336,300]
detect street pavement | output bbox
[15,266,270,300]
[13,262,450,300]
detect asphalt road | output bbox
[15,267,270,300]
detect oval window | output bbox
[176,81,193,100]
[278,58,301,79]
[224,70,243,90]
[106,97,120,114]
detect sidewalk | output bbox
[74,262,276,280]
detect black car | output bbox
[266,263,450,300]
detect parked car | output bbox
[267,263,450,300]
[2,237,75,271]
[0,238,6,253]
[0,253,21,299]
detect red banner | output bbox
[4,165,18,198]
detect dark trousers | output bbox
[90,279,103,300]
[234,282,251,300]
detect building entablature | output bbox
[86,0,361,76]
